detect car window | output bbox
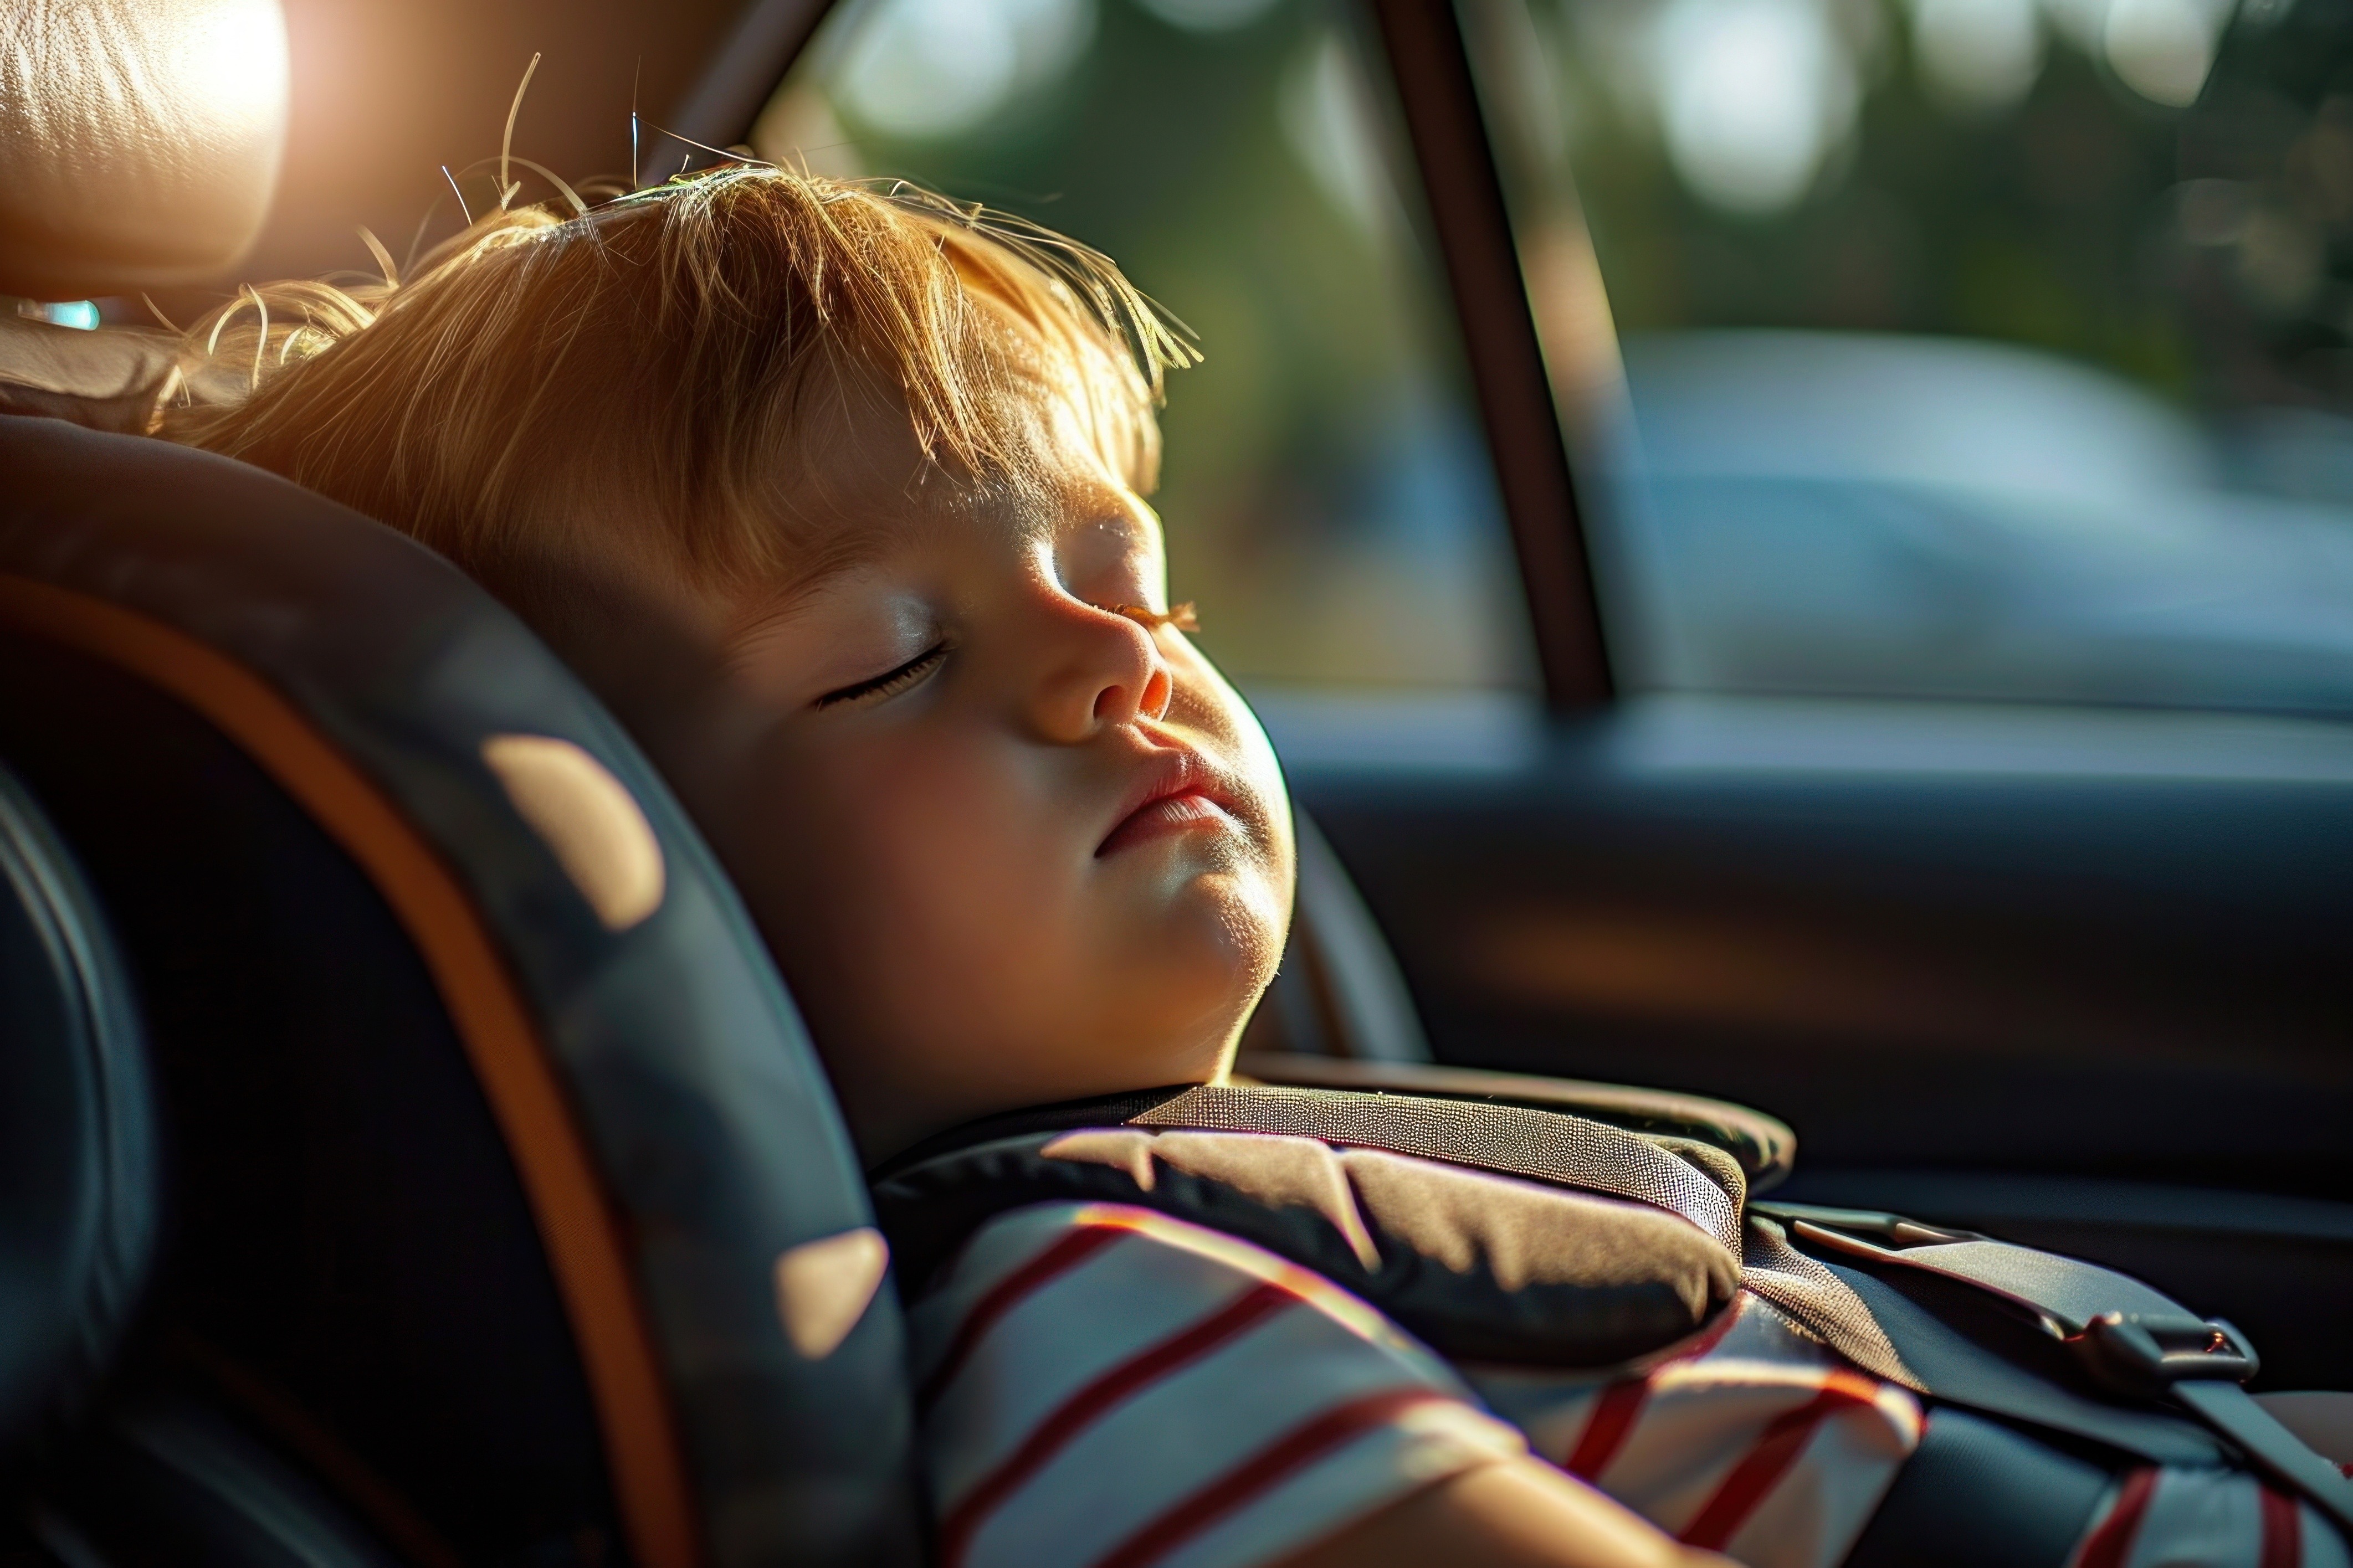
[755,0,1536,693]
[1462,0,2353,714]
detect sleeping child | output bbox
[162,166,2348,1568]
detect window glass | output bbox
[757,0,1535,691]
[1463,0,2353,712]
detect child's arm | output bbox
[1276,1456,1735,1568]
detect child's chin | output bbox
[1120,870,1286,1016]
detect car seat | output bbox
[0,403,937,1566]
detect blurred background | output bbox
[1465,0,2353,712]
[102,0,2353,712]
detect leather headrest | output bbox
[0,0,290,300]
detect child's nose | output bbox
[1026,600,1172,742]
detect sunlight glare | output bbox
[836,0,1095,140]
[1910,0,2046,112]
[2103,0,2229,106]
[173,0,289,152]
[1653,0,1858,215]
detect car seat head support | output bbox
[0,0,290,300]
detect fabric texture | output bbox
[876,1125,1739,1366]
[1466,1291,1923,1568]
[1843,1406,2113,1566]
[2067,1466,2352,1568]
[1131,1086,1747,1250]
[913,1200,1919,1568]
[911,1199,2350,1568]
[911,1201,1526,1568]
[1125,1086,1919,1389]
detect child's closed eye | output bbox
[816,642,949,708]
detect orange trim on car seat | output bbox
[0,575,703,1568]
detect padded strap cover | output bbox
[1127,1086,1920,1386]
[875,1124,1740,1366]
[1133,1085,1749,1249]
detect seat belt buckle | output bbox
[2069,1312,2260,1398]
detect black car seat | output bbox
[0,4,919,1562]
[0,760,156,1466]
[0,415,921,1568]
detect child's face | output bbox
[650,376,1294,1160]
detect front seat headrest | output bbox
[0,0,290,300]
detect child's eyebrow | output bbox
[721,526,902,651]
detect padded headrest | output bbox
[0,0,290,299]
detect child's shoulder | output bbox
[910,1200,1524,1568]
[910,1199,1477,1406]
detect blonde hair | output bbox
[163,166,1195,607]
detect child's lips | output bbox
[1097,750,1243,858]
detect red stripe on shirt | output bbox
[2073,1467,2160,1568]
[1089,1386,1460,1568]
[1565,1379,1651,1481]
[919,1225,1127,1410]
[939,1281,1296,1568]
[1677,1370,1887,1551]
[2259,1485,2302,1568]
[1561,1297,1747,1480]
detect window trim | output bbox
[670,0,833,156]
[1364,0,1614,708]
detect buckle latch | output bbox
[2069,1312,2260,1397]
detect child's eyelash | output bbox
[811,605,1191,711]
[816,642,949,708]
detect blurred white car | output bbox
[1616,330,2353,713]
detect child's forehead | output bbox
[751,434,1157,610]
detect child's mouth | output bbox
[1097,751,1240,857]
[1098,790,1236,857]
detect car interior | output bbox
[3,0,2351,1564]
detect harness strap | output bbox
[1764,1204,2353,1534]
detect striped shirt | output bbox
[2071,1467,2351,1568]
[910,1199,2341,1568]
[1463,1292,1922,1566]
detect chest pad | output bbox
[874,1124,1741,1367]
